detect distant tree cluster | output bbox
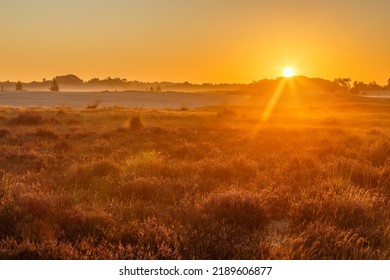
[334,77,390,94]
[350,80,385,94]
[149,85,162,92]
[3,74,246,92]
[333,78,351,90]
[3,74,390,94]
[50,79,59,92]
[54,74,83,86]
[249,76,341,93]
[15,81,23,91]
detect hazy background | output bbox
[1,0,389,83]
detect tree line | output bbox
[2,74,390,94]
[14,79,59,92]
[334,78,390,93]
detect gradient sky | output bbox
[1,0,390,84]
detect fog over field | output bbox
[0,91,252,109]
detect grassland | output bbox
[0,92,389,259]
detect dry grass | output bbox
[85,99,102,110]
[0,93,389,259]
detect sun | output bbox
[283,66,295,78]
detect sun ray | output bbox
[261,78,287,122]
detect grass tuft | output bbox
[130,116,143,130]
[9,112,59,126]
[0,128,12,137]
[202,190,269,230]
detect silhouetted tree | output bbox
[50,79,59,92]
[155,85,162,92]
[387,78,390,90]
[15,81,23,91]
[351,80,382,94]
[369,80,379,87]
[55,74,83,85]
[334,78,351,90]
[351,81,363,94]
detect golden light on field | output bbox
[283,67,295,78]
[262,66,298,122]
[262,78,287,122]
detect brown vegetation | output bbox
[0,94,389,259]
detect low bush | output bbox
[9,112,58,126]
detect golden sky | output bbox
[1,0,390,84]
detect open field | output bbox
[0,91,251,109]
[0,92,389,259]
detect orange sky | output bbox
[1,0,390,84]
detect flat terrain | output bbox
[0,91,251,109]
[0,92,389,259]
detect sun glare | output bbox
[283,67,295,78]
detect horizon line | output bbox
[0,74,388,86]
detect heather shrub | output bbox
[259,185,295,220]
[169,141,218,162]
[199,157,257,183]
[85,100,101,109]
[130,116,143,130]
[216,108,237,118]
[332,157,379,188]
[66,119,80,125]
[9,112,58,126]
[184,221,260,259]
[0,128,11,137]
[117,176,188,204]
[291,182,383,229]
[114,127,127,134]
[65,161,119,188]
[0,204,24,239]
[58,209,113,243]
[34,128,59,139]
[252,137,284,154]
[17,193,54,220]
[288,222,386,259]
[145,126,168,135]
[119,218,181,259]
[202,190,269,230]
[170,142,200,160]
[0,239,74,260]
[0,151,47,173]
[322,116,339,125]
[367,128,381,136]
[368,139,390,166]
[89,161,119,177]
[53,140,71,152]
